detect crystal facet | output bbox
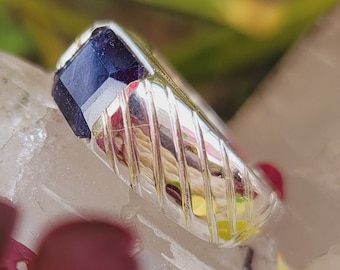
[52,27,148,138]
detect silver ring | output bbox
[52,21,280,247]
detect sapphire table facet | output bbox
[52,27,148,138]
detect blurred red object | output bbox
[0,199,138,270]
[256,162,284,200]
[0,199,17,264]
[0,199,36,270]
[32,220,138,270]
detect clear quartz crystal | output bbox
[0,52,280,269]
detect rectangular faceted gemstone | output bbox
[52,26,149,138]
[59,44,109,108]
[52,79,91,138]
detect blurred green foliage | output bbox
[0,0,338,119]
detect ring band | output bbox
[52,21,279,247]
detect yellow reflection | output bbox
[215,0,286,37]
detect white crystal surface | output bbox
[0,52,266,269]
[229,3,340,269]
[304,243,340,270]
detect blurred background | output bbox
[0,0,337,120]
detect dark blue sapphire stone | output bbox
[52,26,148,138]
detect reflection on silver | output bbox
[56,21,280,247]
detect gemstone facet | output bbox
[52,27,148,138]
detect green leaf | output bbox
[3,0,91,68]
[0,4,34,56]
